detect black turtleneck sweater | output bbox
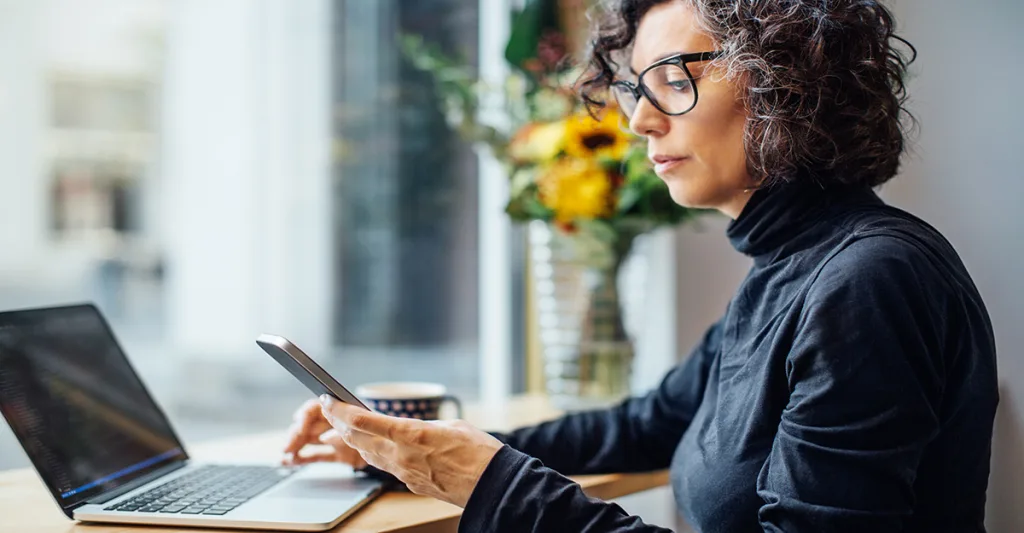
[459,183,998,533]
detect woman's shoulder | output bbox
[824,195,968,273]
[809,203,981,312]
[828,193,948,249]
[793,201,995,384]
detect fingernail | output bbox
[319,394,330,405]
[282,452,294,465]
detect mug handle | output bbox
[440,395,463,419]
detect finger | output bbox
[283,419,329,456]
[288,450,343,465]
[314,429,366,465]
[341,426,395,458]
[355,449,394,476]
[289,446,366,469]
[350,455,369,469]
[293,398,323,424]
[321,396,406,440]
[283,401,330,455]
[318,429,344,447]
[282,423,310,456]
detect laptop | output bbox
[0,303,383,531]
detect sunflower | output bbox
[536,158,613,223]
[563,107,632,161]
[508,120,566,163]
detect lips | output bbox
[650,154,688,175]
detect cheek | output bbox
[649,73,751,207]
[669,117,747,197]
[692,105,747,179]
[654,104,748,209]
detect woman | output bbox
[282,1,999,531]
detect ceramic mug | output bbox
[354,382,462,420]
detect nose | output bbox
[627,96,668,138]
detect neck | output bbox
[726,179,881,260]
[719,188,757,220]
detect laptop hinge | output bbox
[78,460,189,507]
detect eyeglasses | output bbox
[611,51,723,119]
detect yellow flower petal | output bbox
[537,158,613,222]
[564,107,632,161]
[508,121,566,162]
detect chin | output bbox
[665,181,706,209]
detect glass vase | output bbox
[530,221,645,411]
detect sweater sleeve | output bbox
[492,319,721,475]
[756,235,949,532]
[457,321,722,533]
[458,445,676,533]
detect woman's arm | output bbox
[456,321,723,532]
[319,394,680,533]
[459,446,675,533]
[493,320,722,475]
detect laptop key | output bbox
[106,465,294,516]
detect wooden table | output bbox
[0,395,668,533]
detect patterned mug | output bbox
[354,382,462,420]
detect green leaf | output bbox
[509,167,537,197]
[522,196,554,219]
[505,185,554,222]
[596,154,618,171]
[617,183,643,213]
[504,0,561,73]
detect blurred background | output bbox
[0,0,1020,530]
[0,0,488,448]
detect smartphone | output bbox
[256,334,403,487]
[256,334,369,409]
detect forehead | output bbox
[629,2,715,72]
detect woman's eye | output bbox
[667,80,692,92]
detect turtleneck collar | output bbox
[726,179,879,260]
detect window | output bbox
[0,0,510,470]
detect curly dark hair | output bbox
[579,0,917,188]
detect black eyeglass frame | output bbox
[611,51,723,117]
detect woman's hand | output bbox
[281,398,368,469]
[319,395,504,508]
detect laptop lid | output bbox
[0,303,188,517]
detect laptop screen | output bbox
[0,304,187,511]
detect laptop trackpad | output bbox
[270,477,379,499]
[266,463,381,499]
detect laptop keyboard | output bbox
[103,464,295,515]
